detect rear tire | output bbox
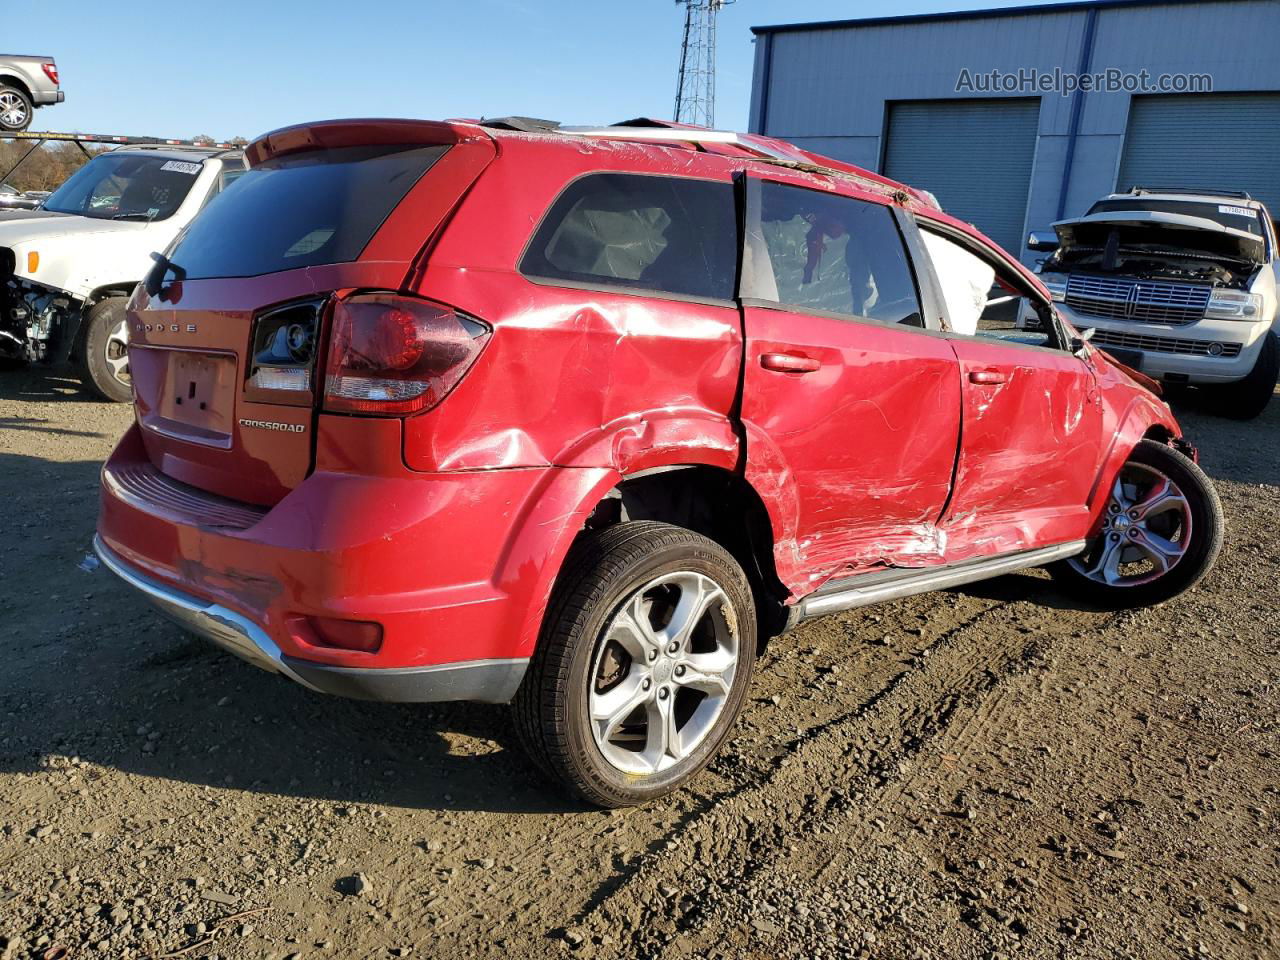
[1201,330,1278,420]
[1050,439,1223,608]
[78,298,133,403]
[512,521,756,807]
[0,85,33,132]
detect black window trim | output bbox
[739,174,937,333]
[516,169,741,310]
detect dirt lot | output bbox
[1,367,1277,960]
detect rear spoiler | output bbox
[245,119,486,167]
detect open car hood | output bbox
[1053,210,1266,265]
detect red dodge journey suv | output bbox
[96,117,1223,806]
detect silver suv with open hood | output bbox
[1029,188,1279,419]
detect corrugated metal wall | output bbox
[884,99,1041,251]
[750,0,1280,263]
[1118,93,1280,214]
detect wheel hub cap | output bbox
[588,570,738,776]
[1069,462,1192,587]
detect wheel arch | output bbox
[496,460,789,660]
[0,74,32,100]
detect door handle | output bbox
[761,352,822,374]
[968,369,1007,385]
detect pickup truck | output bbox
[0,143,246,400]
[0,54,64,132]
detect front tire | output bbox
[0,85,33,132]
[1050,439,1223,608]
[513,521,756,807]
[1202,330,1278,421]
[78,298,133,403]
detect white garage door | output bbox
[883,98,1040,253]
[1118,93,1280,215]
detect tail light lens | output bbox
[323,294,489,415]
[42,63,59,85]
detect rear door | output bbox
[916,222,1106,557]
[737,177,962,591]
[129,130,494,506]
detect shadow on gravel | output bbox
[942,568,1110,611]
[0,448,585,818]
[0,365,101,403]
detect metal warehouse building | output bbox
[748,0,1280,263]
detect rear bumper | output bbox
[94,534,527,702]
[33,89,64,105]
[95,423,568,702]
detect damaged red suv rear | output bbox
[96,117,1223,806]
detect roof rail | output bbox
[557,126,809,164]
[1129,185,1254,200]
[1,130,238,148]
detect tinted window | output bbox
[166,144,447,280]
[520,174,737,301]
[744,182,922,326]
[921,228,1060,349]
[43,153,204,221]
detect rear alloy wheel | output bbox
[0,85,32,132]
[79,297,133,403]
[513,522,756,807]
[1051,439,1223,607]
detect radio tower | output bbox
[673,0,732,128]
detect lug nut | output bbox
[674,665,686,677]
[667,642,680,654]
[642,678,652,691]
[1109,504,1121,513]
[1109,533,1121,542]
[647,649,658,662]
[1129,510,1140,520]
[658,687,670,700]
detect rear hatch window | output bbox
[165,144,449,279]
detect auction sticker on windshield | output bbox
[161,160,202,175]
[1219,205,1256,218]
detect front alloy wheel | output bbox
[1052,439,1223,607]
[1069,463,1193,587]
[514,522,756,807]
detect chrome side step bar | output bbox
[797,540,1088,622]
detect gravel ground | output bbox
[1,367,1276,960]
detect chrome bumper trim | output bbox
[93,534,315,688]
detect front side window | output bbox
[43,153,206,221]
[520,173,737,301]
[744,181,923,326]
[921,227,1060,349]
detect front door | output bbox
[737,177,962,594]
[916,223,1106,560]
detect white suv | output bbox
[1030,188,1279,419]
[0,144,245,400]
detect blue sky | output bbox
[15,0,1065,141]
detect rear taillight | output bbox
[323,294,489,415]
[42,63,59,85]
[245,298,325,406]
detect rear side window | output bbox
[744,181,923,326]
[520,173,737,301]
[166,144,448,280]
